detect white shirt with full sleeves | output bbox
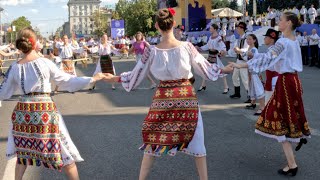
[247,38,302,74]
[200,36,226,52]
[120,42,221,91]
[0,58,93,99]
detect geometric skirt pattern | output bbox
[100,55,115,75]
[11,94,63,170]
[61,60,76,76]
[140,79,199,155]
[255,73,311,142]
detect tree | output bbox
[212,0,230,9]
[7,16,31,43]
[91,10,111,37]
[229,0,239,11]
[115,0,157,36]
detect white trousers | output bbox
[310,15,315,24]
[232,59,249,90]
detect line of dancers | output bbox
[0,8,311,180]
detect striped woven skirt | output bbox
[140,79,206,157]
[6,94,83,171]
[255,73,311,142]
[100,55,115,75]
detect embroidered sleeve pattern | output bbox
[187,42,221,81]
[247,41,285,74]
[120,46,152,92]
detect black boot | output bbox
[230,86,241,99]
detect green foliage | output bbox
[7,16,31,43]
[91,10,111,37]
[115,0,157,36]
[229,0,239,11]
[212,0,230,9]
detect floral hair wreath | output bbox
[168,8,176,16]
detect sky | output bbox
[0,0,118,37]
[0,0,242,38]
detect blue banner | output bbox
[111,20,125,38]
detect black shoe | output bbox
[246,103,256,109]
[230,86,241,98]
[222,88,229,94]
[278,166,298,176]
[89,86,96,91]
[295,138,307,151]
[198,86,206,91]
[244,99,251,103]
[230,94,241,98]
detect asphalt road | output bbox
[0,52,320,180]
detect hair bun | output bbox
[156,8,174,32]
[16,37,33,54]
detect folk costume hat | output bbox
[236,22,247,30]
[263,28,280,40]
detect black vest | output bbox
[237,36,246,60]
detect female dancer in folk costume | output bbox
[229,12,311,176]
[196,24,229,94]
[129,31,157,89]
[235,34,265,116]
[84,34,118,90]
[262,28,280,103]
[0,47,19,107]
[0,27,106,180]
[56,34,82,76]
[103,8,233,180]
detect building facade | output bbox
[67,0,101,37]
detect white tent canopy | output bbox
[211,8,243,17]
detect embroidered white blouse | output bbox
[200,36,226,52]
[89,43,112,55]
[0,58,93,100]
[120,42,222,91]
[247,38,302,74]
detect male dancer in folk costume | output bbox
[230,12,310,176]
[84,34,118,90]
[230,22,250,103]
[267,7,276,28]
[300,6,307,23]
[196,24,229,94]
[308,5,317,24]
[103,8,233,180]
[0,27,106,180]
[261,29,280,103]
[300,31,309,65]
[308,29,319,67]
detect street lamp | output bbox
[0,7,4,45]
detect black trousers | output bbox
[301,46,309,65]
[310,45,318,65]
[271,18,276,27]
